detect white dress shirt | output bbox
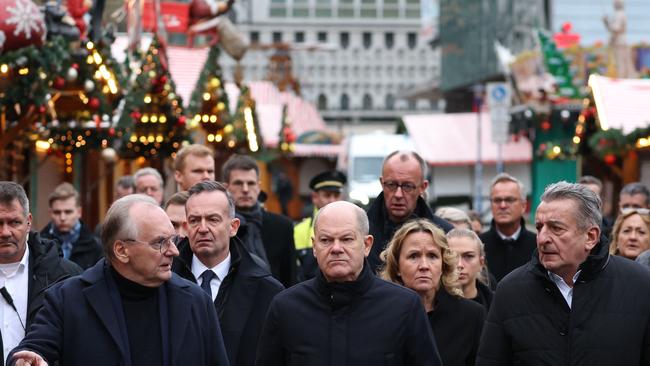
[548,270,582,309]
[497,226,522,241]
[191,253,231,302]
[0,245,29,363]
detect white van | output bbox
[338,132,416,206]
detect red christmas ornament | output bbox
[88,97,100,110]
[0,0,46,54]
[178,115,187,125]
[38,105,46,114]
[109,127,115,136]
[158,75,168,84]
[604,154,617,165]
[599,138,608,147]
[540,120,552,131]
[53,77,65,89]
[131,111,142,120]
[71,63,79,70]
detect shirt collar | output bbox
[497,225,522,241]
[191,253,232,281]
[548,269,581,287]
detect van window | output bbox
[352,157,384,182]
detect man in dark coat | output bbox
[9,194,229,366]
[40,182,103,269]
[172,181,284,366]
[0,182,81,364]
[366,150,452,271]
[480,173,536,282]
[255,201,442,366]
[223,154,296,287]
[477,182,650,365]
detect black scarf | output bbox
[238,203,269,266]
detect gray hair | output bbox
[134,167,164,188]
[635,250,650,268]
[620,182,650,205]
[382,150,428,181]
[116,175,135,191]
[187,180,236,218]
[314,201,369,236]
[101,194,159,259]
[540,181,602,231]
[491,173,526,201]
[435,207,472,229]
[0,182,29,217]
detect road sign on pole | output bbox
[487,82,512,145]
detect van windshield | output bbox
[352,157,384,182]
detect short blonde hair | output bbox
[380,218,462,297]
[435,206,472,229]
[610,209,650,255]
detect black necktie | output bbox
[200,270,216,298]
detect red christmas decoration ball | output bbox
[38,105,46,114]
[178,115,187,125]
[131,111,142,120]
[109,127,115,136]
[71,63,79,70]
[540,120,552,131]
[604,154,616,165]
[88,97,100,110]
[53,77,65,89]
[0,0,46,53]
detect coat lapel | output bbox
[167,275,193,364]
[81,261,130,365]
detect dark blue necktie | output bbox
[200,270,216,298]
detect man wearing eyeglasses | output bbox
[9,194,229,366]
[480,173,536,282]
[366,150,453,272]
[172,181,283,366]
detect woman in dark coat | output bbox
[380,218,486,366]
[447,228,494,310]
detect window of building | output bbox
[294,32,305,43]
[270,0,287,17]
[318,94,328,110]
[338,0,354,17]
[317,32,328,42]
[340,32,350,49]
[385,94,395,110]
[250,31,260,44]
[360,0,377,17]
[340,94,350,110]
[385,32,394,49]
[273,32,283,43]
[362,32,372,49]
[362,94,373,110]
[407,33,417,49]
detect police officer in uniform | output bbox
[293,170,347,281]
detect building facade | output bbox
[223,0,441,133]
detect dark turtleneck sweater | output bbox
[110,267,163,366]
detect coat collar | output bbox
[314,260,375,310]
[367,192,435,226]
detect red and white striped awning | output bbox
[403,113,532,166]
[589,74,650,133]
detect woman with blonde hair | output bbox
[609,208,650,260]
[380,218,485,366]
[435,206,472,230]
[446,228,493,310]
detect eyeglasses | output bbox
[121,234,181,252]
[382,181,419,193]
[621,208,650,216]
[491,197,519,205]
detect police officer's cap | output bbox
[309,171,347,192]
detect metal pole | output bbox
[473,84,484,213]
[496,142,504,173]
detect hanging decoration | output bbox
[278,104,296,154]
[118,36,190,159]
[187,45,231,146]
[537,29,583,101]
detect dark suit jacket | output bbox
[8,259,229,366]
[173,238,284,366]
[40,221,104,270]
[479,219,537,282]
[237,210,296,287]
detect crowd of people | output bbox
[2,144,650,365]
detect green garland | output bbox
[588,125,650,158]
[0,37,69,120]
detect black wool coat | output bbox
[40,221,104,270]
[479,218,537,282]
[236,210,296,287]
[428,288,486,366]
[255,261,443,366]
[477,238,650,365]
[172,238,284,366]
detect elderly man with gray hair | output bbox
[134,167,165,205]
[9,194,229,366]
[477,181,650,365]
